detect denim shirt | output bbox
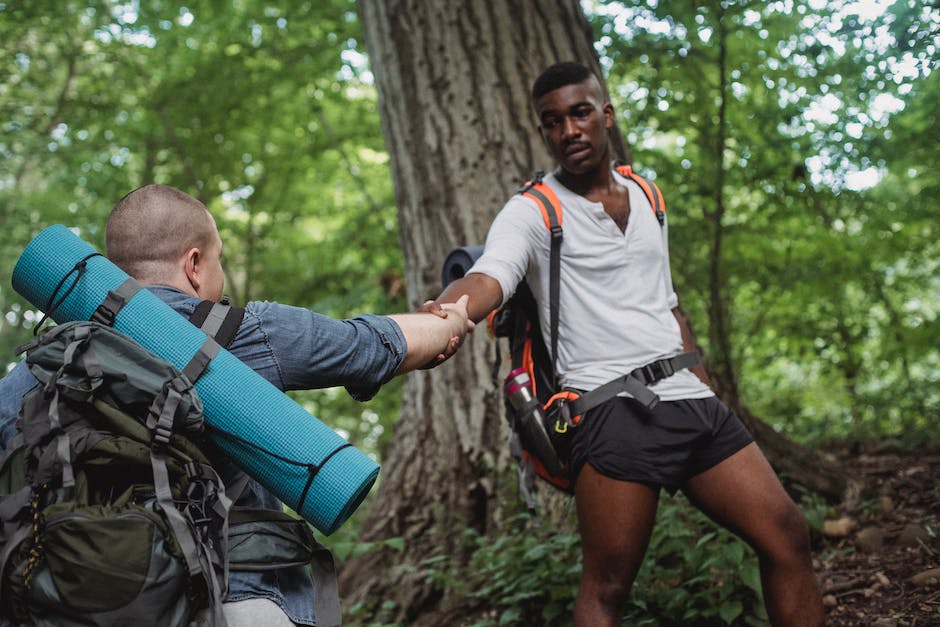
[0,286,407,626]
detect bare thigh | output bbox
[682,442,809,555]
[576,463,660,584]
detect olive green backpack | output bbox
[0,310,338,626]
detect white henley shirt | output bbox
[468,170,714,401]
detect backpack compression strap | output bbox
[91,277,144,326]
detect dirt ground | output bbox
[816,444,940,626]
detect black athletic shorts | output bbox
[568,395,754,492]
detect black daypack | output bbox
[0,283,338,627]
[443,164,701,502]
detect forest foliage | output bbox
[2,1,935,448]
[2,2,937,625]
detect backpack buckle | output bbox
[91,289,127,327]
[152,421,172,449]
[640,358,674,384]
[553,400,571,434]
[546,390,582,432]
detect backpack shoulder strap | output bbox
[189,300,246,349]
[516,172,563,381]
[518,171,563,232]
[614,163,666,226]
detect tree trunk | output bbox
[342,3,601,621]
[343,0,854,622]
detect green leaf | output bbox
[696,531,718,547]
[498,607,521,624]
[719,599,743,624]
[382,536,405,552]
[741,560,762,595]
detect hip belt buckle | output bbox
[640,358,674,384]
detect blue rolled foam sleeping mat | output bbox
[12,224,379,535]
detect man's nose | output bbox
[561,116,579,137]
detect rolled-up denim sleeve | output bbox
[233,301,406,401]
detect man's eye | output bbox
[542,118,559,129]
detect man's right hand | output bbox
[418,295,474,369]
[430,273,504,324]
[418,299,447,318]
[408,272,503,370]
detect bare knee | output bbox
[754,501,813,563]
[579,572,632,619]
[580,554,636,616]
[596,573,632,610]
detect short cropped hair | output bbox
[531,61,596,103]
[106,184,216,282]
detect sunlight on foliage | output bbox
[1,1,937,622]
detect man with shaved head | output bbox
[106,184,223,286]
[1,183,474,626]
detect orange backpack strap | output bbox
[518,172,563,232]
[614,163,666,226]
[516,172,563,379]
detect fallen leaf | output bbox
[824,516,857,538]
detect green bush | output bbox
[627,495,769,626]
[341,488,838,625]
[463,514,581,626]
[431,493,777,626]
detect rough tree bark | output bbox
[342,0,854,623]
[341,3,604,623]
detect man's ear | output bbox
[603,102,615,129]
[183,247,201,291]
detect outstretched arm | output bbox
[412,273,504,369]
[389,294,475,373]
[422,273,504,324]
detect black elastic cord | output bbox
[295,443,352,513]
[33,253,102,335]
[205,422,352,513]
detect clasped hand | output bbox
[420,294,474,369]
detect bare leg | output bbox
[573,463,659,627]
[683,443,824,627]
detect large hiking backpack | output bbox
[0,289,337,627]
[443,164,700,503]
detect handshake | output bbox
[407,267,506,371]
[389,294,476,372]
[417,294,475,369]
